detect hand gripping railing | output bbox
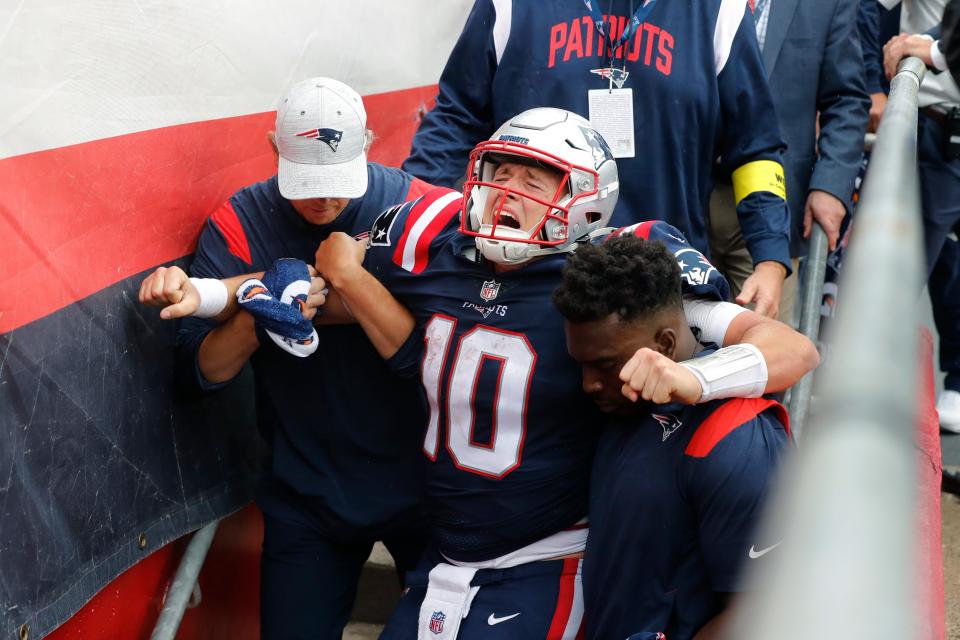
[731,57,928,640]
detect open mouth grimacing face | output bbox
[481,160,565,233]
[496,210,522,230]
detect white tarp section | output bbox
[0,0,474,159]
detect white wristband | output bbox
[679,343,768,403]
[683,299,747,345]
[189,277,229,318]
[931,39,948,72]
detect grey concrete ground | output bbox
[343,622,383,639]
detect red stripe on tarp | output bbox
[915,327,944,640]
[0,84,438,334]
[47,505,265,640]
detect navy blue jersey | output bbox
[178,165,433,531]
[364,188,729,562]
[403,0,790,268]
[583,396,791,640]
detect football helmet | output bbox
[462,108,619,265]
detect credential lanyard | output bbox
[751,0,769,25]
[582,0,659,72]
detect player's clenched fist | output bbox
[314,232,367,288]
[619,347,703,405]
[138,265,200,319]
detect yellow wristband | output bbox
[732,160,787,205]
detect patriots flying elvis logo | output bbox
[590,67,630,89]
[674,248,717,287]
[652,413,683,442]
[296,127,343,152]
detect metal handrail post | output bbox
[150,521,220,640]
[788,224,829,440]
[732,57,927,640]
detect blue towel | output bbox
[237,258,318,357]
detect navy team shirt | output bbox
[403,0,791,269]
[178,164,432,532]
[364,188,729,562]
[583,395,791,640]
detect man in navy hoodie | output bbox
[141,77,432,640]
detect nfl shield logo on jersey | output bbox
[480,280,501,302]
[429,611,446,634]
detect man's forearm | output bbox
[327,268,415,359]
[207,272,265,321]
[724,312,820,392]
[198,311,260,383]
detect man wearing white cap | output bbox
[142,77,433,639]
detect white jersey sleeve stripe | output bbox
[400,191,462,272]
[715,0,746,75]
[492,0,512,64]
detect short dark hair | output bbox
[553,235,683,323]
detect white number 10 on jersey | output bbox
[421,315,537,479]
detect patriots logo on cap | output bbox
[296,127,343,152]
[651,413,683,442]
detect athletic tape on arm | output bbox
[680,343,768,403]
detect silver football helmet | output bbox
[461,108,619,265]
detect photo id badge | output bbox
[588,88,635,158]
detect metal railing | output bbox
[787,223,828,440]
[732,57,928,640]
[150,520,220,640]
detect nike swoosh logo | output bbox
[748,542,781,559]
[488,612,521,625]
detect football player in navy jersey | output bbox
[554,235,791,640]
[148,108,817,639]
[403,0,795,317]
[312,108,814,639]
[138,78,434,640]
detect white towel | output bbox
[417,563,480,640]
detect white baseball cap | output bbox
[275,77,368,200]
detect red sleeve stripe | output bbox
[607,220,657,241]
[404,176,435,202]
[629,220,657,239]
[209,200,252,265]
[392,189,461,273]
[546,558,585,639]
[391,188,452,266]
[684,397,790,458]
